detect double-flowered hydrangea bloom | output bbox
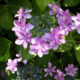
[15,7,32,22]
[49,28,66,50]
[6,54,23,73]
[48,3,73,36]
[6,59,18,73]
[12,3,80,58]
[72,13,80,33]
[44,62,56,77]
[65,64,78,76]
[29,37,51,57]
[12,7,34,48]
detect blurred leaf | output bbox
[7,0,32,15]
[63,0,80,7]
[56,34,75,52]
[75,44,80,64]
[0,37,11,61]
[35,0,55,12]
[0,5,13,30]
[16,45,34,60]
[65,75,76,80]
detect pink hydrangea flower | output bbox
[29,37,51,57]
[57,9,73,35]
[12,19,34,48]
[15,32,32,48]
[49,28,66,50]
[6,59,18,74]
[48,3,61,15]
[65,64,78,76]
[12,19,34,34]
[44,62,56,77]
[54,70,65,80]
[15,7,32,22]
[72,13,80,33]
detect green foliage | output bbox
[56,33,75,52]
[16,45,34,60]
[0,5,13,30]
[75,44,80,64]
[65,75,76,80]
[7,0,32,15]
[63,0,80,7]
[0,37,11,61]
[35,0,54,12]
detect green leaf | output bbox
[63,0,80,7]
[56,34,75,52]
[35,0,54,12]
[65,75,76,80]
[7,0,32,15]
[75,44,80,64]
[0,5,13,30]
[16,46,34,60]
[0,37,11,61]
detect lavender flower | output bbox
[44,62,56,77]
[54,70,65,80]
[65,64,78,76]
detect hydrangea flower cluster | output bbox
[44,62,78,80]
[72,13,80,33]
[12,3,80,58]
[6,54,27,73]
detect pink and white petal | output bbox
[23,41,28,48]
[14,20,21,27]
[44,68,48,72]
[44,73,48,77]
[26,23,34,32]
[8,59,12,63]
[23,60,28,64]
[17,57,22,62]
[49,72,53,77]
[25,14,32,19]
[6,67,10,70]
[25,9,32,13]
[53,44,59,50]
[38,50,43,57]
[48,62,52,68]
[49,10,54,15]
[77,26,80,33]
[15,39,23,45]
[48,4,52,8]
[60,39,66,44]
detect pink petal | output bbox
[48,4,52,8]
[49,72,53,77]
[26,23,34,32]
[53,44,59,50]
[49,10,54,15]
[15,39,23,45]
[44,73,48,77]
[48,62,52,68]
